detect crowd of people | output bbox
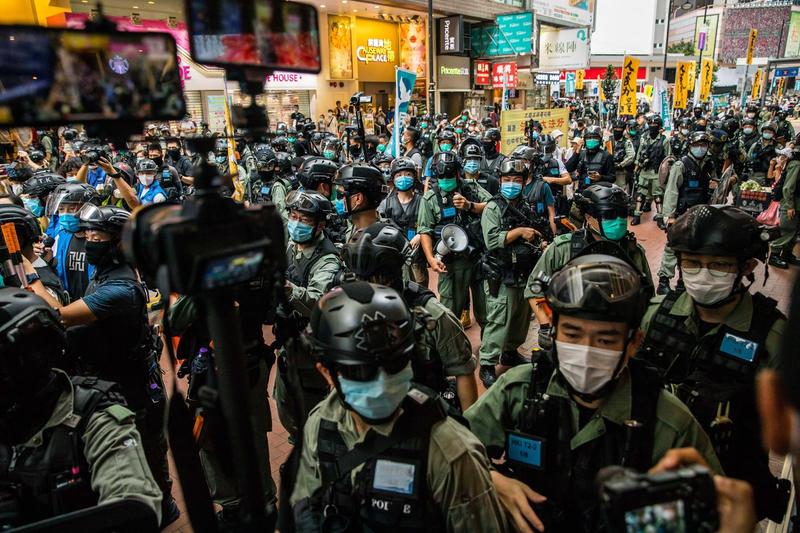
[0,90,798,533]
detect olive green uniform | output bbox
[416,295,476,378]
[634,133,671,215]
[18,370,163,524]
[771,159,800,256]
[524,232,652,300]
[290,391,510,532]
[271,179,290,241]
[479,200,532,366]
[274,234,342,438]
[614,138,636,189]
[464,363,723,473]
[417,182,492,330]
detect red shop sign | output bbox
[475,60,491,85]
[492,62,517,88]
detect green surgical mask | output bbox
[600,217,628,241]
[377,143,386,152]
[440,143,453,152]
[438,177,458,192]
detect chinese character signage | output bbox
[492,62,517,88]
[746,29,757,65]
[475,60,491,85]
[575,69,585,90]
[751,68,762,100]
[470,12,533,57]
[618,56,639,116]
[565,72,576,96]
[699,58,713,102]
[539,27,590,70]
[355,19,399,82]
[438,15,463,55]
[500,107,570,154]
[674,61,691,110]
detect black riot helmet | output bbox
[389,157,417,178]
[460,142,484,161]
[285,189,333,222]
[499,158,529,180]
[135,158,159,174]
[688,131,712,146]
[584,125,603,141]
[45,182,99,216]
[574,183,629,220]
[647,115,663,129]
[481,117,494,128]
[0,288,66,444]
[668,205,773,262]
[298,157,339,190]
[77,204,130,236]
[343,221,410,288]
[334,163,388,209]
[483,128,502,143]
[271,136,290,153]
[21,172,65,201]
[254,146,278,172]
[0,205,41,249]
[539,134,557,155]
[741,118,758,131]
[437,129,457,145]
[429,151,460,179]
[722,118,739,137]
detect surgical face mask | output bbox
[746,112,756,119]
[439,143,453,152]
[287,219,315,243]
[628,129,637,136]
[600,217,627,241]
[138,173,155,186]
[463,160,480,174]
[690,146,708,159]
[456,128,463,135]
[288,137,297,143]
[215,155,227,164]
[66,174,79,183]
[681,268,738,306]
[334,197,347,215]
[743,127,754,135]
[556,340,624,395]
[762,132,774,140]
[438,177,457,192]
[377,143,386,153]
[323,149,336,160]
[680,128,690,136]
[58,213,80,233]
[586,138,601,150]
[337,362,413,421]
[531,131,540,140]
[23,197,43,217]
[85,240,114,265]
[419,122,428,129]
[394,175,414,191]
[500,181,522,200]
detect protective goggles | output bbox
[334,353,411,381]
[546,261,641,311]
[500,158,528,175]
[285,190,323,212]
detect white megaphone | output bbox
[435,224,469,261]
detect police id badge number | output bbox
[719,332,758,363]
[506,431,546,470]
[373,459,416,495]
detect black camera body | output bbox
[598,465,719,533]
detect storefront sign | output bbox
[500,107,570,154]
[328,15,354,79]
[355,19,399,82]
[438,55,471,90]
[492,62,518,88]
[177,50,226,91]
[534,71,561,85]
[775,67,799,77]
[575,69,585,90]
[400,20,427,79]
[532,0,593,27]
[438,15,463,55]
[471,12,533,57]
[475,60,491,85]
[206,94,228,133]
[539,27,590,71]
[264,71,319,90]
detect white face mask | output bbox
[681,268,738,306]
[137,173,155,186]
[556,340,624,395]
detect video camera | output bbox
[350,92,373,106]
[597,465,719,533]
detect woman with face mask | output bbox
[381,158,427,285]
[465,254,721,533]
[293,281,508,531]
[638,204,791,523]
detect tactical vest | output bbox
[0,376,126,528]
[503,354,661,532]
[750,143,775,175]
[157,166,180,201]
[404,282,451,404]
[612,139,628,166]
[541,155,563,179]
[325,213,348,245]
[432,185,483,259]
[484,154,506,174]
[524,179,549,216]
[642,136,666,172]
[383,192,422,240]
[492,196,542,287]
[677,155,714,214]
[578,150,609,189]
[637,291,781,466]
[285,236,340,287]
[314,386,446,532]
[738,133,758,155]
[630,135,641,155]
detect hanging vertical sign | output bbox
[618,56,639,116]
[686,60,696,89]
[751,68,762,100]
[565,72,576,96]
[392,68,417,157]
[575,69,585,90]
[673,62,690,109]
[776,77,786,98]
[699,58,714,102]
[475,60,491,86]
[746,29,757,65]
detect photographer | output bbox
[466,254,720,533]
[146,143,183,201]
[76,146,107,189]
[165,137,195,185]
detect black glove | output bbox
[538,324,553,351]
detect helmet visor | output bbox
[45,189,84,217]
[547,261,641,311]
[285,190,321,214]
[500,158,528,175]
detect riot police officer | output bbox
[466,254,720,533]
[343,222,478,411]
[626,118,642,156]
[656,132,717,294]
[747,122,778,184]
[333,162,387,243]
[290,281,508,531]
[536,134,572,217]
[611,119,636,193]
[461,143,500,195]
[274,190,342,439]
[737,118,760,158]
[380,157,427,285]
[774,108,796,145]
[145,143,182,201]
[418,151,491,334]
[0,288,162,528]
[571,125,615,192]
[525,184,652,350]
[671,118,692,159]
[247,145,279,205]
[423,129,458,179]
[638,204,790,523]
[769,134,800,269]
[632,115,671,225]
[296,157,347,244]
[481,128,506,174]
[23,204,177,526]
[479,159,547,388]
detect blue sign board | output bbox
[775,67,799,77]
[565,72,575,96]
[471,12,533,57]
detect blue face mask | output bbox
[586,139,601,150]
[531,131,540,140]
[463,160,480,175]
[394,175,414,191]
[337,362,413,421]
[24,198,43,217]
[287,219,315,243]
[323,149,336,160]
[438,177,457,192]
[215,155,227,164]
[600,217,628,241]
[59,213,80,233]
[501,182,523,200]
[439,143,453,152]
[288,137,297,143]
[334,198,347,215]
